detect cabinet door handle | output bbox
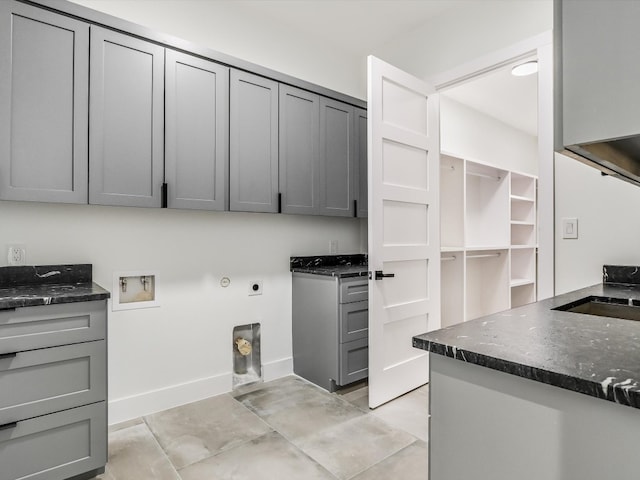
[374,271,395,280]
[0,422,17,431]
[0,352,17,360]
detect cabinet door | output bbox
[230,70,279,213]
[0,1,88,204]
[0,401,106,480]
[355,108,368,218]
[339,337,368,386]
[279,84,320,215]
[319,98,355,217]
[89,27,164,207]
[165,50,229,210]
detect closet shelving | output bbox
[440,152,537,328]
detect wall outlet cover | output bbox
[6,244,26,266]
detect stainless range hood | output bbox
[555,0,640,186]
[564,136,640,186]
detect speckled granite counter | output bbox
[290,254,368,278]
[414,265,640,410]
[0,264,110,309]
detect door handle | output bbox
[374,270,395,280]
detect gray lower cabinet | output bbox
[89,26,165,207]
[165,50,229,210]
[354,107,368,218]
[230,69,279,213]
[0,1,89,204]
[318,98,356,217]
[0,300,107,480]
[292,273,368,391]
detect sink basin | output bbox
[553,296,640,321]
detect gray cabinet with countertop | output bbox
[89,26,164,207]
[292,257,369,392]
[0,265,109,480]
[165,50,229,211]
[0,1,89,204]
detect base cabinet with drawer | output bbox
[0,300,107,480]
[292,273,368,392]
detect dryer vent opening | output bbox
[232,323,262,389]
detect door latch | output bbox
[374,270,395,280]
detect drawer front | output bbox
[339,337,368,386]
[339,301,368,343]
[0,401,106,480]
[0,340,106,425]
[339,278,368,304]
[0,300,106,353]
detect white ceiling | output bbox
[443,63,538,137]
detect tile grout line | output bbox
[139,418,185,480]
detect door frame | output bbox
[429,30,554,300]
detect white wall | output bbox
[68,0,364,99]
[441,97,538,175]
[2,201,360,422]
[554,154,640,294]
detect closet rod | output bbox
[467,170,502,181]
[466,252,501,259]
[441,255,456,261]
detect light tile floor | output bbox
[96,376,429,480]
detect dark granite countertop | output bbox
[0,264,110,309]
[413,266,640,410]
[290,254,368,278]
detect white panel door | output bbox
[368,56,440,408]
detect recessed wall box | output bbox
[112,270,160,311]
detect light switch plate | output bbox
[562,218,578,239]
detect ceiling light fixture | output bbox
[511,60,538,76]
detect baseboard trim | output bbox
[108,357,293,425]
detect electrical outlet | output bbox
[7,244,26,266]
[249,280,263,296]
[330,240,338,254]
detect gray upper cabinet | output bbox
[89,27,164,207]
[0,1,89,204]
[279,85,320,215]
[354,108,368,218]
[230,70,279,213]
[318,98,355,217]
[165,50,229,210]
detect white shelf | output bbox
[440,153,538,320]
[465,245,510,251]
[511,278,535,287]
[510,195,534,202]
[510,221,534,226]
